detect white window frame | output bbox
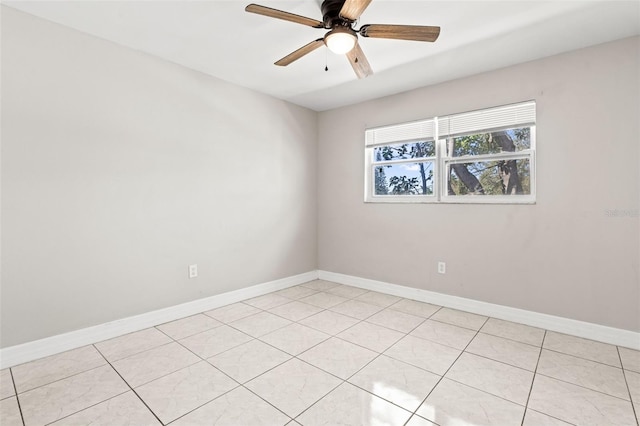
[364,119,437,203]
[364,101,536,204]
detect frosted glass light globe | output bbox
[325,28,357,54]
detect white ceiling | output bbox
[4,0,640,111]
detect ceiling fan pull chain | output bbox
[325,47,329,72]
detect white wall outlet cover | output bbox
[438,262,446,274]
[188,264,198,278]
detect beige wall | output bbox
[318,37,640,332]
[1,7,317,347]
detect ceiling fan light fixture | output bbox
[324,27,357,54]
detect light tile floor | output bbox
[1,280,638,426]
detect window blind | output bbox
[437,101,536,138]
[365,119,435,147]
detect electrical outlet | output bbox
[188,264,198,278]
[438,262,446,274]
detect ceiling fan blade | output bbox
[340,0,372,21]
[346,43,373,79]
[360,24,440,42]
[275,39,325,66]
[245,4,324,28]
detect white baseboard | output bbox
[318,270,640,350]
[3,269,637,369]
[0,271,318,369]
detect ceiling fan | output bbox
[245,0,440,79]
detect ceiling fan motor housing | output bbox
[321,0,350,28]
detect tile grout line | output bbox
[427,317,486,332]
[540,346,624,370]
[156,323,295,425]
[161,384,245,425]
[458,348,538,372]
[428,311,546,406]
[474,329,544,349]
[193,333,294,382]
[154,315,226,341]
[534,334,637,403]
[238,385,295,425]
[114,346,202,390]
[240,297,359,422]
[424,316,633,404]
[532,371,634,403]
[316,294,442,347]
[9,368,26,426]
[402,315,490,426]
[155,362,244,423]
[92,344,165,426]
[12,363,107,398]
[227,294,372,354]
[202,303,265,324]
[108,339,175,364]
[27,359,133,425]
[256,330,331,358]
[41,390,131,426]
[224,317,294,343]
[107,325,224,389]
[314,308,436,422]
[523,408,578,426]
[396,308,464,426]
[203,287,433,353]
[271,291,439,423]
[290,381,345,422]
[209,308,333,360]
[266,304,324,322]
[519,333,582,426]
[188,304,318,424]
[400,309,492,425]
[386,303,447,426]
[617,346,639,425]
[155,326,241,383]
[286,361,345,423]
[520,329,546,426]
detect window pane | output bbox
[373,141,435,162]
[374,162,434,195]
[447,158,531,196]
[448,127,531,157]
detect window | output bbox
[365,119,437,202]
[365,101,536,204]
